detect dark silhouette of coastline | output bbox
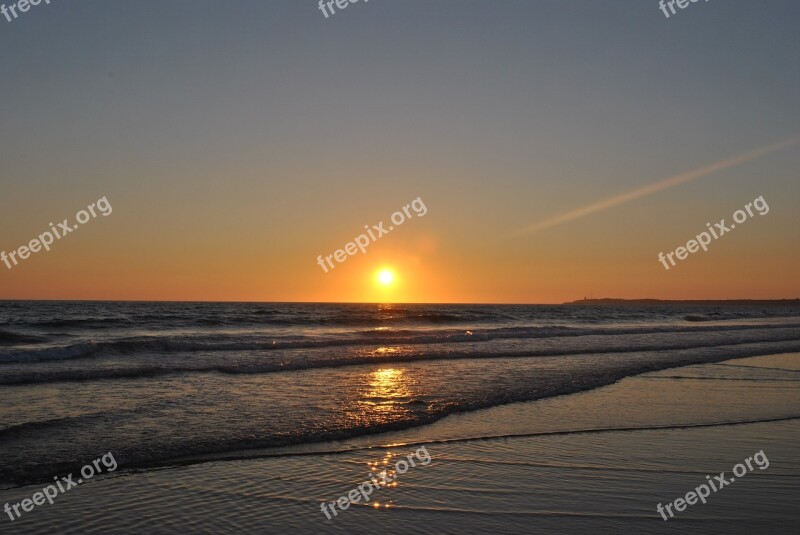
[563,298,800,306]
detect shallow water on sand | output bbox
[3,301,800,485]
[1,354,797,534]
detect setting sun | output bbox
[377,268,395,286]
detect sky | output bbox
[0,0,798,303]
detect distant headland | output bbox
[563,298,800,306]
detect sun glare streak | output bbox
[515,136,799,236]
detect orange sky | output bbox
[1,1,799,303]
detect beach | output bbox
[1,328,798,533]
[2,1,799,533]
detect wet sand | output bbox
[2,353,798,534]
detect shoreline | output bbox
[97,346,800,475]
[1,353,798,533]
[5,343,800,488]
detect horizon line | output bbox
[1,297,798,305]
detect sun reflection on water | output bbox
[359,368,413,417]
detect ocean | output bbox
[2,300,800,488]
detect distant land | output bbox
[563,298,800,306]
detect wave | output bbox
[3,336,800,385]
[0,330,48,346]
[683,311,800,322]
[1,310,480,329]
[9,403,797,487]
[12,318,133,329]
[160,415,800,469]
[2,340,799,486]
[0,342,99,363]
[4,302,800,332]
[0,413,110,440]
[2,320,800,365]
[643,375,800,382]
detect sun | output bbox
[376,268,395,287]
